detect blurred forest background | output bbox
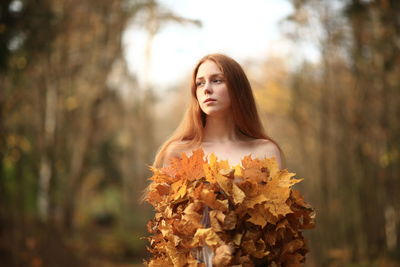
[0,0,399,266]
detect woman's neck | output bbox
[202,113,243,143]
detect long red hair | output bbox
[151,53,285,168]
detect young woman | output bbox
[149,53,285,266]
[153,53,285,170]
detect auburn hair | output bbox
[151,53,285,169]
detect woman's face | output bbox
[195,60,231,116]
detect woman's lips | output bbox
[204,98,216,103]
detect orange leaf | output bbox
[191,228,224,248]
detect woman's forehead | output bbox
[196,60,223,79]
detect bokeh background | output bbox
[1,0,399,266]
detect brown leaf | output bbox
[191,228,224,248]
[232,183,246,204]
[163,148,206,182]
[247,204,268,228]
[233,233,243,246]
[210,210,224,232]
[204,153,230,183]
[222,210,237,230]
[213,244,234,267]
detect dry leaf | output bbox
[192,228,224,248]
[213,244,234,266]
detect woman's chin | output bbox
[203,110,229,117]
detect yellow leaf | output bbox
[165,241,186,267]
[204,153,230,183]
[213,244,234,267]
[247,204,268,228]
[210,210,224,232]
[233,233,243,246]
[222,211,237,230]
[192,228,223,248]
[233,164,243,177]
[244,194,268,209]
[215,173,232,196]
[232,183,246,204]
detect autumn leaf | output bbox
[204,153,230,183]
[171,179,188,201]
[146,256,172,267]
[145,182,170,206]
[162,148,206,182]
[215,173,232,195]
[213,244,234,266]
[191,228,224,248]
[232,183,246,204]
[247,204,268,227]
[165,241,187,267]
[209,210,224,232]
[241,154,280,178]
[222,210,237,230]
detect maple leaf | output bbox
[209,210,224,232]
[213,244,234,266]
[195,183,229,212]
[165,241,187,267]
[247,204,268,228]
[241,154,280,178]
[191,228,224,248]
[215,173,232,196]
[258,170,302,217]
[241,239,269,259]
[232,183,246,204]
[233,232,243,246]
[145,182,170,206]
[281,239,304,256]
[170,179,188,201]
[215,170,245,205]
[162,148,206,182]
[222,210,237,230]
[237,179,260,199]
[146,256,172,267]
[204,153,230,183]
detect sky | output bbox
[122,0,319,91]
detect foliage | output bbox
[143,148,315,266]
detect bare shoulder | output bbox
[253,139,283,169]
[163,140,194,167]
[255,139,280,154]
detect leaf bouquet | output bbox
[143,148,315,267]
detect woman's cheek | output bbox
[222,92,231,108]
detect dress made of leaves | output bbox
[143,148,315,267]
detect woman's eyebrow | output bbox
[196,73,224,80]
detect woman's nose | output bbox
[203,81,213,95]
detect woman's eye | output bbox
[196,81,204,87]
[213,79,222,83]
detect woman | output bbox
[153,53,285,170]
[149,53,285,266]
